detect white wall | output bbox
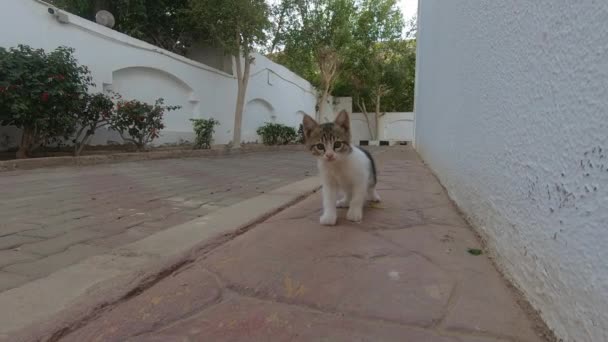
[415,1,608,341]
[0,0,347,149]
[351,112,414,143]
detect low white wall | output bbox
[351,112,414,143]
[415,1,608,341]
[0,0,350,149]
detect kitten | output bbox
[302,110,380,226]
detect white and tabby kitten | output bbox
[302,110,380,226]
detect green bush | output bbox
[297,124,305,144]
[256,123,297,145]
[0,45,93,158]
[190,118,220,149]
[73,92,118,156]
[111,98,180,151]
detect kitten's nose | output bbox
[325,152,336,161]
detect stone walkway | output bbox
[58,148,550,342]
[0,151,317,292]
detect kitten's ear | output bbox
[335,110,350,131]
[302,114,318,140]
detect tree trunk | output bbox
[16,126,36,159]
[232,51,251,148]
[356,98,375,141]
[317,85,331,122]
[374,93,381,140]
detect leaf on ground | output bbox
[467,248,483,256]
[369,202,385,209]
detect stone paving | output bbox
[58,148,551,342]
[0,151,317,292]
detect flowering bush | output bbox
[111,98,180,151]
[73,92,118,156]
[0,45,93,158]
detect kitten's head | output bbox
[302,110,352,162]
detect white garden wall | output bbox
[351,112,414,143]
[415,1,608,341]
[0,0,350,149]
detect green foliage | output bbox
[297,123,305,144]
[188,0,270,57]
[111,98,180,150]
[0,45,93,158]
[190,117,220,149]
[271,0,357,89]
[256,123,297,145]
[73,91,117,156]
[270,0,416,115]
[188,0,271,146]
[49,0,196,54]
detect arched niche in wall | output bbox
[242,98,275,143]
[107,67,200,144]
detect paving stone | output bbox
[18,224,84,239]
[19,229,104,256]
[0,222,42,237]
[138,212,199,229]
[0,235,42,250]
[3,244,109,279]
[203,208,455,327]
[0,250,40,268]
[421,204,470,227]
[129,295,460,342]
[84,229,150,248]
[443,271,542,342]
[0,272,30,292]
[62,264,222,342]
[0,150,322,295]
[378,224,490,274]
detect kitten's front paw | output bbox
[336,198,349,208]
[346,208,363,222]
[320,212,337,226]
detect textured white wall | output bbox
[351,112,414,143]
[415,1,608,341]
[0,0,334,149]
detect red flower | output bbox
[40,92,50,102]
[0,86,5,93]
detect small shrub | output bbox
[0,45,93,158]
[297,124,305,144]
[111,98,180,151]
[190,118,220,149]
[73,92,117,156]
[256,123,297,145]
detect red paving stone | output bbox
[60,148,547,342]
[0,151,316,292]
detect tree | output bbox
[188,0,270,147]
[271,0,357,121]
[0,45,93,158]
[49,0,196,54]
[335,0,405,139]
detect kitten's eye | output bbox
[333,141,343,150]
[315,143,325,150]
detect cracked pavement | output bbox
[53,148,551,342]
